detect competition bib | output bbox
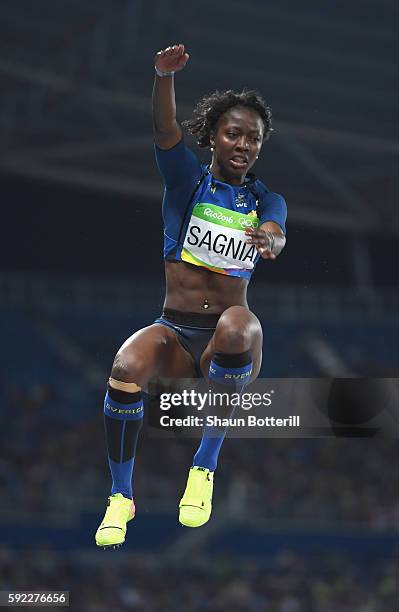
[181,203,259,275]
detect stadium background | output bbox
[1,0,399,610]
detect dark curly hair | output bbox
[182,89,273,148]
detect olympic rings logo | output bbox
[239,218,257,228]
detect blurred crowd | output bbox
[0,545,398,612]
[2,342,399,612]
[1,381,399,528]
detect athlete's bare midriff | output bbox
[164,260,249,314]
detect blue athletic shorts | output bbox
[154,308,220,377]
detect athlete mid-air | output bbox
[95,43,287,548]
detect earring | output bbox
[211,147,214,152]
[256,155,259,159]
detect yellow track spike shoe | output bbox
[179,467,214,528]
[95,493,135,549]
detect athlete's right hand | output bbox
[154,44,189,74]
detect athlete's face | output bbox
[210,106,264,185]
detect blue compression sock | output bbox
[193,351,252,471]
[104,384,144,499]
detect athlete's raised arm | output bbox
[152,44,189,150]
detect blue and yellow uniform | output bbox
[153,138,287,374]
[155,138,287,279]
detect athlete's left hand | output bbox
[245,227,276,260]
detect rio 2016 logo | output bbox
[203,207,257,229]
[204,208,234,224]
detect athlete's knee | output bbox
[213,307,260,353]
[111,350,147,386]
[213,322,251,353]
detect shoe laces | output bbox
[190,469,213,502]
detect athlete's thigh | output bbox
[199,306,263,382]
[112,323,196,390]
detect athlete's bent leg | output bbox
[179,306,262,527]
[96,323,196,548]
[95,378,143,549]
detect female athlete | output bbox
[95,44,287,548]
